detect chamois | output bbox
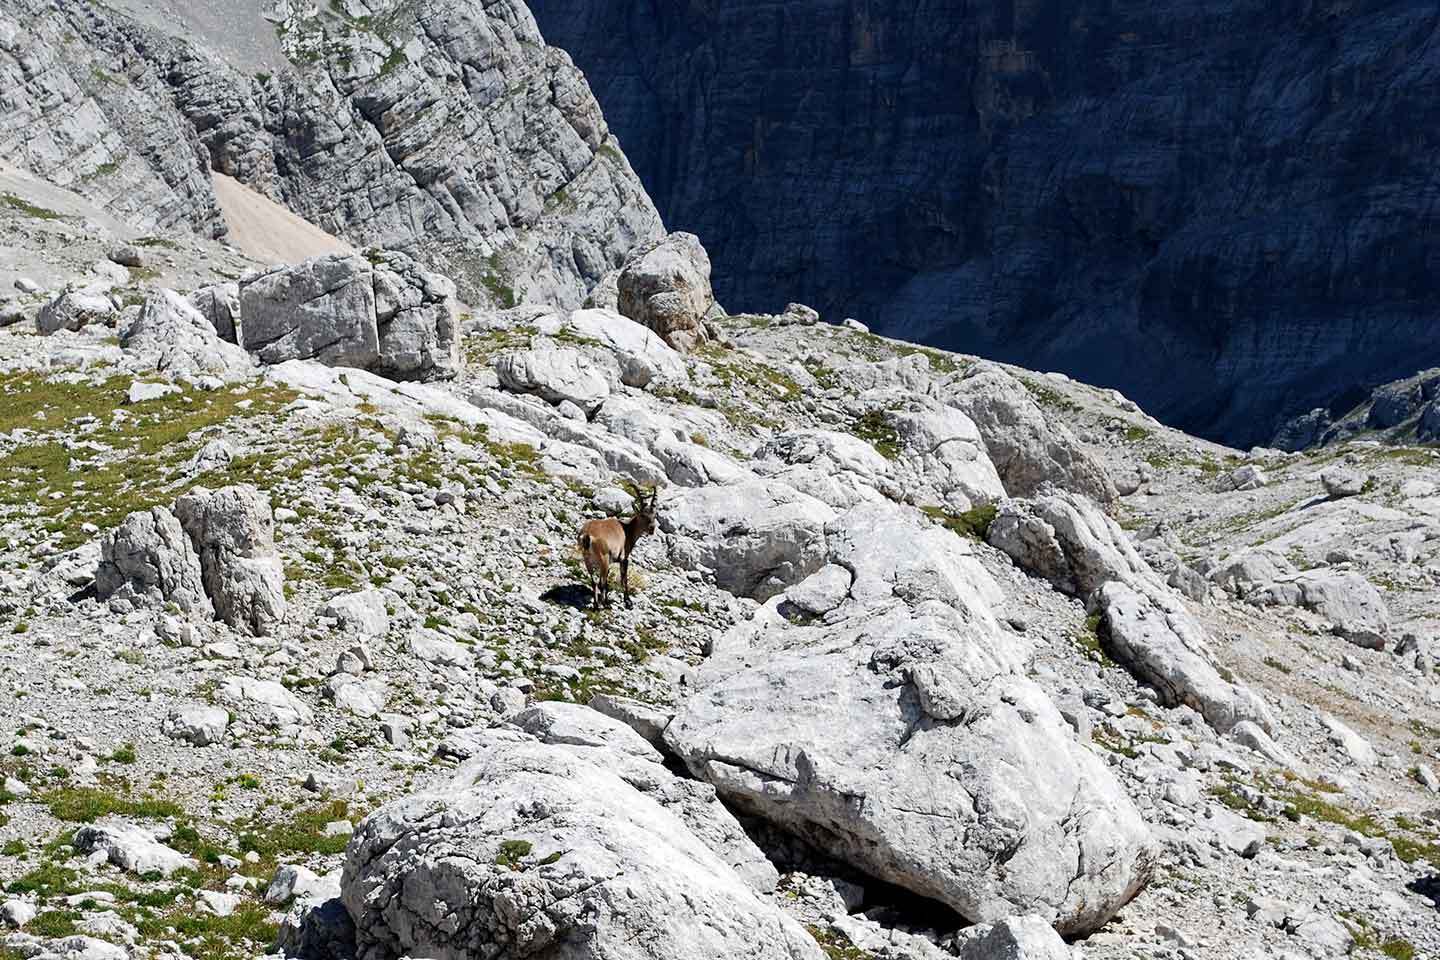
[577,485,657,610]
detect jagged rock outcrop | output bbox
[96,508,212,617]
[531,0,1440,446]
[35,290,117,335]
[341,725,824,960]
[660,480,836,600]
[665,502,1157,935]
[943,366,1117,504]
[173,484,286,637]
[121,289,255,382]
[1274,367,1440,449]
[0,0,665,309]
[239,253,459,381]
[615,231,718,351]
[987,492,1275,734]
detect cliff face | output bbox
[529,0,1440,446]
[0,0,664,308]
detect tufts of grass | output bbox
[43,784,182,823]
[921,503,997,541]
[851,410,901,460]
[1,193,63,221]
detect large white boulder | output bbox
[943,366,1117,503]
[122,289,255,382]
[1249,571,1391,649]
[661,479,836,600]
[615,231,718,352]
[494,339,612,414]
[216,676,312,729]
[240,254,379,369]
[36,289,115,334]
[666,504,1156,935]
[987,493,1275,734]
[340,726,823,960]
[566,307,688,386]
[95,508,212,617]
[73,823,194,878]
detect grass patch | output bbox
[0,373,298,548]
[1,193,63,221]
[851,410,901,460]
[806,925,874,959]
[43,784,183,823]
[921,503,997,541]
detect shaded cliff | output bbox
[530,0,1440,446]
[0,0,664,308]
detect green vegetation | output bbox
[0,373,298,548]
[495,838,533,870]
[921,503,998,541]
[851,410,900,460]
[1,192,63,221]
[1261,655,1292,675]
[44,784,182,823]
[236,799,360,863]
[806,925,874,960]
[1019,377,1081,413]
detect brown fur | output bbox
[578,487,657,610]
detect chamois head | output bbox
[628,482,659,537]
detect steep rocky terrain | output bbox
[0,157,1438,960]
[529,0,1440,447]
[0,0,663,308]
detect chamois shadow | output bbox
[540,583,593,610]
[1409,873,1440,912]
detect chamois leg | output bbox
[598,556,611,609]
[620,556,633,609]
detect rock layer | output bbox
[531,0,1440,445]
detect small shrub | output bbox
[495,838,533,870]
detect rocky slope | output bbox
[529,0,1440,447]
[0,166,1438,960]
[0,0,663,308]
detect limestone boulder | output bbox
[616,232,718,352]
[660,479,836,600]
[173,485,286,637]
[121,289,255,382]
[988,493,1275,733]
[666,504,1156,935]
[943,366,1117,503]
[340,726,823,960]
[95,508,212,617]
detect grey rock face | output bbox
[72,824,194,878]
[494,341,612,413]
[531,0,1440,447]
[173,484,286,637]
[36,291,116,335]
[661,480,836,600]
[341,726,824,960]
[162,705,229,747]
[239,255,380,371]
[121,289,255,382]
[96,508,212,617]
[666,502,1156,935]
[189,283,242,344]
[239,253,459,381]
[0,2,225,238]
[943,366,1117,503]
[1249,572,1391,649]
[2,0,663,310]
[616,232,718,351]
[988,493,1275,733]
